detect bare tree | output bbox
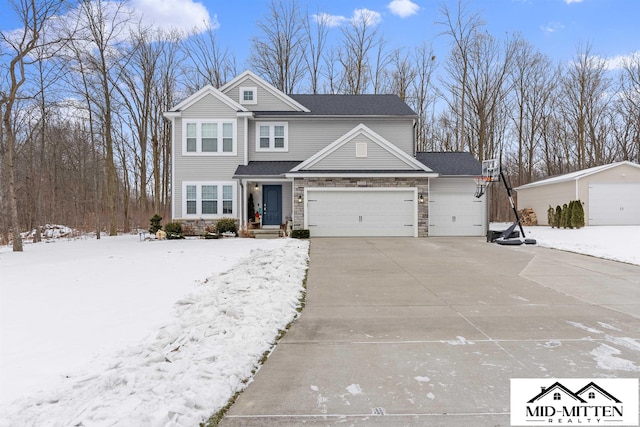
[616,53,640,162]
[509,36,555,183]
[183,25,235,92]
[250,0,307,93]
[438,0,485,151]
[409,43,437,151]
[74,0,133,235]
[337,9,382,94]
[304,11,329,94]
[1,0,67,251]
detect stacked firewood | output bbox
[518,208,538,226]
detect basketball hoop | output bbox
[474,176,488,198]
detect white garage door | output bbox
[306,189,416,237]
[429,178,485,236]
[589,183,640,225]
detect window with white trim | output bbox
[256,122,288,151]
[183,120,236,155]
[239,86,257,105]
[183,182,237,217]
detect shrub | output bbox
[571,199,585,229]
[561,203,570,228]
[164,221,184,239]
[149,214,162,234]
[547,206,556,228]
[216,218,238,235]
[291,229,310,239]
[554,205,562,227]
[204,224,218,239]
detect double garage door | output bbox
[306,189,416,237]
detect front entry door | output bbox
[262,185,282,226]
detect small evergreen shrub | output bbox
[216,218,238,235]
[291,229,310,239]
[149,214,162,234]
[164,221,184,239]
[547,206,555,228]
[561,203,570,228]
[554,205,562,227]
[571,199,585,228]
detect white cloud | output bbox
[312,12,347,28]
[540,21,565,34]
[387,0,420,18]
[604,51,640,71]
[131,0,213,33]
[352,8,382,26]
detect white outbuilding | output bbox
[515,161,640,226]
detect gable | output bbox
[292,124,433,172]
[220,70,310,113]
[165,85,246,118]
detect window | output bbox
[553,393,561,401]
[239,86,257,105]
[183,182,236,217]
[588,392,595,399]
[256,122,288,151]
[183,121,236,155]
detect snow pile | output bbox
[21,224,75,240]
[0,239,309,426]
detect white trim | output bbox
[219,70,311,112]
[304,187,418,237]
[171,116,176,220]
[168,85,247,114]
[256,122,289,152]
[239,86,257,105]
[515,161,640,190]
[286,172,437,178]
[182,181,238,218]
[291,124,433,172]
[243,116,249,166]
[181,120,237,156]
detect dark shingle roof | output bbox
[256,94,417,116]
[234,161,302,177]
[415,152,481,176]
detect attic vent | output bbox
[356,142,368,158]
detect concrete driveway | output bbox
[220,237,640,426]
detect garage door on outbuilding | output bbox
[305,188,417,237]
[515,161,640,226]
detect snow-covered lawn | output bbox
[0,225,638,426]
[494,224,640,266]
[0,235,309,426]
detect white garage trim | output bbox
[304,187,418,237]
[428,178,486,236]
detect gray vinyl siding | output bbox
[173,94,245,219]
[309,134,415,170]
[249,118,414,161]
[224,77,298,111]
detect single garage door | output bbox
[589,183,640,225]
[429,178,485,236]
[306,189,416,237]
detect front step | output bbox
[251,229,284,239]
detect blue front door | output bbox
[262,185,282,226]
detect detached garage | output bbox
[515,161,640,226]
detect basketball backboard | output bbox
[482,159,500,182]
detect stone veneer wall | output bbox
[292,177,429,237]
[179,218,237,236]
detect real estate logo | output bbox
[511,378,638,426]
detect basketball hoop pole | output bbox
[500,170,527,239]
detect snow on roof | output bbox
[515,161,640,190]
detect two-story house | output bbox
[164,70,485,237]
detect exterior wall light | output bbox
[254,183,259,191]
[419,193,425,203]
[297,194,303,203]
